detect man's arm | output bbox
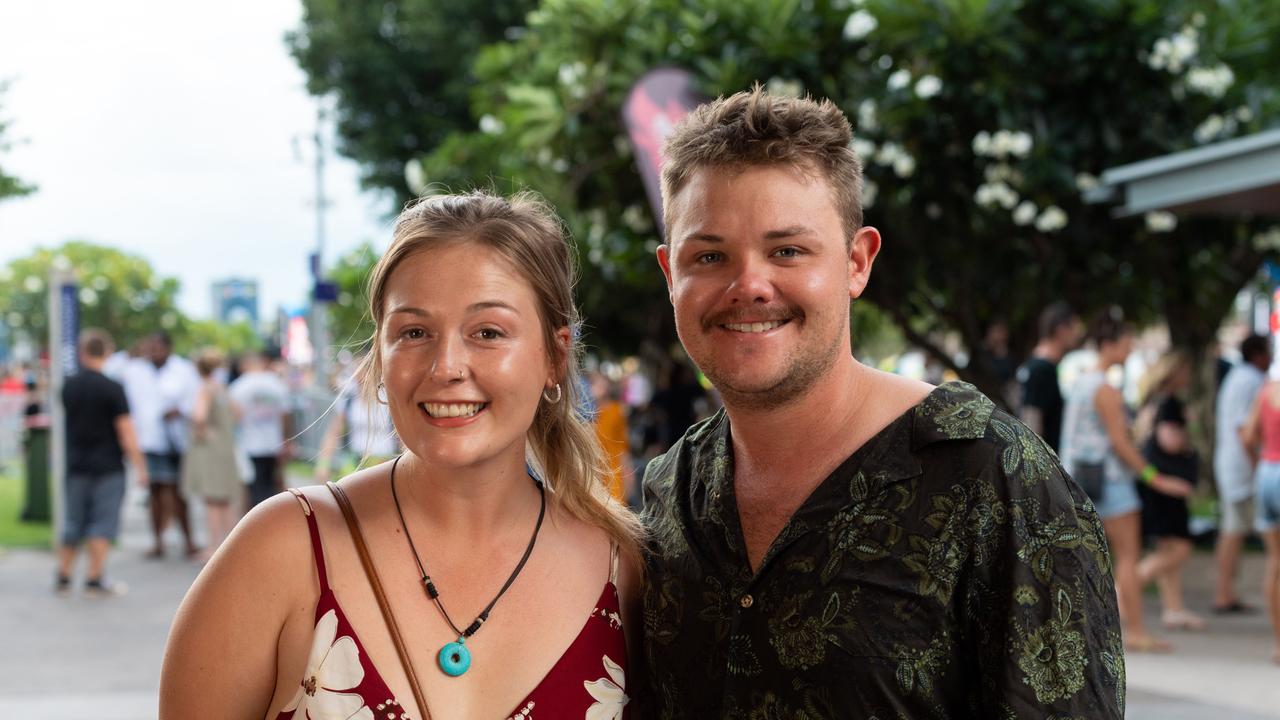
[969,419,1125,717]
[114,415,149,487]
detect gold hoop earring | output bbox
[542,383,562,404]
[376,382,388,405]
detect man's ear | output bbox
[657,243,675,301]
[848,226,882,299]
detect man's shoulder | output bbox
[642,409,726,492]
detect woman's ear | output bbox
[550,326,572,382]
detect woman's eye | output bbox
[475,328,504,341]
[401,327,425,340]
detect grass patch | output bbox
[0,463,53,548]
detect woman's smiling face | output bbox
[379,240,562,471]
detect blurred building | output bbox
[211,278,258,326]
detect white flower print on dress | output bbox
[282,609,375,720]
[584,655,627,720]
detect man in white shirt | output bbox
[123,332,201,559]
[228,351,292,508]
[1214,334,1272,612]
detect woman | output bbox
[1134,351,1204,631]
[1242,375,1280,664]
[161,191,643,718]
[181,348,242,562]
[1060,311,1192,652]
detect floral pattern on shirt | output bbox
[639,382,1124,718]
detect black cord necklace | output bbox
[389,454,546,677]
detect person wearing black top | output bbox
[57,329,148,596]
[1017,302,1081,451]
[1135,351,1205,631]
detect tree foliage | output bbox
[292,0,1280,398]
[0,242,185,351]
[0,82,36,203]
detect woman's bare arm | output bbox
[160,492,314,719]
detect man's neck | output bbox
[1032,340,1064,363]
[723,356,871,477]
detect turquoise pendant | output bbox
[438,639,471,677]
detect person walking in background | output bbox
[1214,334,1272,613]
[1017,301,1081,452]
[313,364,400,482]
[57,329,148,596]
[590,371,632,504]
[1242,373,1280,663]
[1134,351,1204,631]
[228,349,292,508]
[123,332,201,559]
[181,349,243,561]
[1060,310,1192,652]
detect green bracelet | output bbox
[1140,465,1158,484]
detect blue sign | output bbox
[60,282,79,377]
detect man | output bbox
[57,329,148,595]
[1017,302,1081,452]
[227,350,292,508]
[1214,333,1272,612]
[641,89,1124,717]
[123,331,201,558]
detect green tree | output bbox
[177,319,263,357]
[287,0,538,201]
[292,0,1280,399]
[0,81,36,203]
[326,241,379,351]
[0,241,186,351]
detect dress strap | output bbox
[608,541,620,585]
[289,488,330,592]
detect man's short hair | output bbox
[78,329,114,359]
[1038,302,1076,339]
[660,85,864,240]
[1241,334,1270,363]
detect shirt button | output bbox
[739,594,754,609]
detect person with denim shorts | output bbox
[1061,310,1193,652]
[57,329,148,596]
[1242,377,1280,662]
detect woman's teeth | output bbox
[421,402,485,418]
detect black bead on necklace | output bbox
[389,454,546,677]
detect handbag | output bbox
[1072,460,1107,503]
[327,482,435,720]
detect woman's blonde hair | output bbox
[354,190,643,569]
[1137,350,1193,407]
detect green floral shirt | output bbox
[639,382,1124,719]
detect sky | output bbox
[0,0,393,320]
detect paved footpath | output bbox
[2,481,1279,718]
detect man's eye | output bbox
[695,252,722,264]
[774,247,801,258]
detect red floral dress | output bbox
[278,490,629,720]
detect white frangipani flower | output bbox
[857,99,878,131]
[1013,201,1038,226]
[893,154,916,178]
[851,137,877,161]
[1145,211,1178,233]
[1186,63,1235,98]
[1035,206,1068,232]
[914,75,943,99]
[478,114,505,135]
[862,180,878,208]
[282,610,373,720]
[585,655,629,720]
[843,10,878,41]
[887,69,912,91]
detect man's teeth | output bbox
[422,402,485,418]
[723,320,785,333]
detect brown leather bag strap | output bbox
[327,481,434,720]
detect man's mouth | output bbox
[419,402,487,418]
[720,319,790,333]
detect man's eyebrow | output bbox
[678,232,723,245]
[762,225,814,239]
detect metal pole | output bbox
[47,264,76,549]
[311,104,331,392]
